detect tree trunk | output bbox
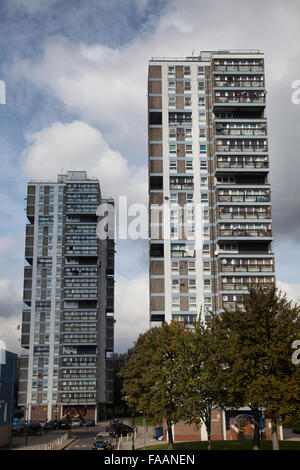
[271,418,280,451]
[167,420,174,450]
[252,409,261,450]
[206,408,212,451]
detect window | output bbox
[184,81,191,91]
[201,177,207,187]
[185,144,193,154]
[170,160,177,171]
[200,160,207,170]
[172,296,180,308]
[169,127,176,138]
[188,261,196,271]
[184,66,191,75]
[198,96,205,107]
[204,297,212,304]
[168,81,175,91]
[170,193,178,203]
[199,113,206,122]
[184,96,191,107]
[169,96,176,107]
[201,193,208,202]
[172,261,179,271]
[186,193,194,203]
[200,144,207,154]
[186,160,193,171]
[198,81,205,91]
[172,279,179,290]
[185,128,192,138]
[189,279,196,290]
[199,128,206,138]
[189,297,197,308]
[168,66,175,75]
[169,144,176,154]
[198,66,204,75]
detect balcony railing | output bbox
[214,65,264,72]
[218,195,269,203]
[215,96,265,105]
[216,158,268,169]
[222,281,274,291]
[218,211,271,220]
[216,144,267,153]
[214,80,264,88]
[220,265,274,273]
[218,228,272,237]
[216,129,266,136]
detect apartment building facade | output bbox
[19,171,114,421]
[148,50,275,327]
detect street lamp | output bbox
[131,409,135,451]
[139,410,146,450]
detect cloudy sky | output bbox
[1,0,300,354]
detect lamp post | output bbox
[131,409,135,451]
[139,411,146,450]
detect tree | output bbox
[211,285,300,450]
[181,318,224,450]
[119,322,189,450]
[110,349,134,416]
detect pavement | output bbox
[3,429,72,450]
[282,427,300,441]
[3,420,161,451]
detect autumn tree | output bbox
[179,318,225,450]
[211,285,300,450]
[119,321,189,450]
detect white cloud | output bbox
[0,278,22,354]
[277,280,300,305]
[114,273,149,352]
[22,120,147,206]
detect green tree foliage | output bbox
[181,318,223,450]
[119,322,189,450]
[211,285,300,450]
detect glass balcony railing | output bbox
[222,281,274,291]
[214,65,264,73]
[218,195,269,203]
[218,228,272,237]
[215,96,265,105]
[216,128,266,136]
[218,211,271,220]
[216,144,267,153]
[220,264,274,273]
[214,80,264,88]
[216,157,268,169]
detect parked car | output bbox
[58,419,71,430]
[85,419,95,427]
[12,421,25,434]
[28,422,43,435]
[106,423,133,437]
[71,419,82,428]
[92,438,113,450]
[39,420,58,431]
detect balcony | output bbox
[221,277,275,291]
[218,208,271,220]
[214,65,264,73]
[215,156,269,172]
[215,126,267,137]
[213,91,266,112]
[219,264,274,273]
[218,195,269,203]
[218,227,272,238]
[216,141,267,154]
[214,78,264,89]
